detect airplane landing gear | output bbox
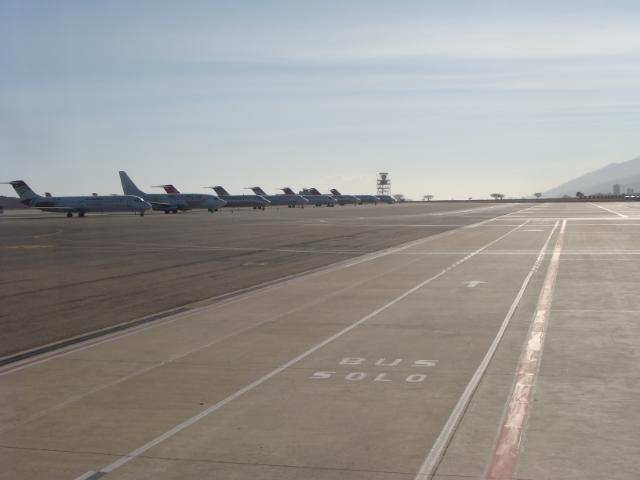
[66,212,73,218]
[78,212,85,218]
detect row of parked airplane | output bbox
[3,171,396,217]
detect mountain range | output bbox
[544,155,640,197]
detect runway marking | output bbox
[72,221,530,480]
[413,220,560,480]
[0,231,459,376]
[464,281,487,288]
[430,205,512,216]
[589,203,628,218]
[484,219,567,480]
[2,205,533,376]
[0,250,430,432]
[310,357,438,384]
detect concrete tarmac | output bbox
[1,202,639,479]
[0,202,517,357]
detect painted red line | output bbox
[484,219,567,479]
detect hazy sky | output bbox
[2,0,639,199]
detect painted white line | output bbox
[413,220,560,480]
[0,234,449,376]
[3,205,532,377]
[484,219,567,479]
[0,250,427,433]
[590,203,628,218]
[72,221,531,480]
[71,472,102,480]
[431,205,514,216]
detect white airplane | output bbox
[376,195,397,204]
[119,171,226,213]
[292,187,337,207]
[329,188,360,205]
[4,180,150,217]
[249,187,308,208]
[207,186,271,209]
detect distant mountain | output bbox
[545,156,640,196]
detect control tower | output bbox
[376,172,391,196]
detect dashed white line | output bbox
[588,203,628,218]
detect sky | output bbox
[1,0,640,199]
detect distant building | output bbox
[613,184,621,195]
[627,187,634,195]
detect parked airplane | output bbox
[329,188,360,205]
[376,195,397,204]
[291,187,337,207]
[249,187,308,208]
[207,186,270,209]
[352,194,379,204]
[4,180,150,217]
[155,184,227,212]
[119,171,226,213]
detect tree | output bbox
[576,191,585,199]
[534,192,542,199]
[393,194,406,203]
[422,195,434,201]
[490,193,505,201]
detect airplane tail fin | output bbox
[281,187,295,195]
[330,188,341,195]
[5,180,41,203]
[154,184,181,194]
[211,186,230,196]
[251,187,268,196]
[309,187,322,195]
[119,171,146,196]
